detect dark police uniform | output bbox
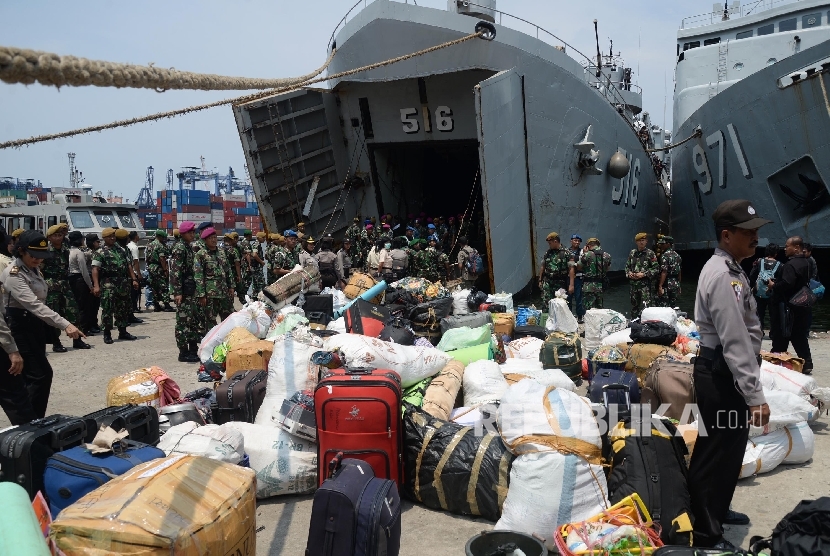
[1,234,72,419]
[0,310,35,425]
[690,200,771,548]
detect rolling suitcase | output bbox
[82,404,160,445]
[588,369,641,404]
[345,299,390,338]
[211,370,268,424]
[315,367,403,486]
[43,440,165,515]
[306,455,401,556]
[0,415,87,499]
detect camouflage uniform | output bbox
[92,245,129,330]
[249,241,266,298]
[113,243,135,324]
[270,245,294,281]
[195,246,235,327]
[169,240,200,351]
[225,242,245,304]
[345,223,366,268]
[540,247,573,308]
[580,246,612,310]
[238,237,252,296]
[415,248,441,282]
[625,247,659,319]
[42,243,79,341]
[658,248,683,308]
[145,238,170,308]
[191,238,206,253]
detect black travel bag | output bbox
[439,311,493,334]
[588,369,641,405]
[82,404,160,445]
[211,370,268,424]
[513,325,547,340]
[0,414,87,499]
[607,416,694,546]
[749,497,830,556]
[629,321,677,345]
[305,454,401,556]
[304,294,334,330]
[408,297,453,345]
[379,318,416,346]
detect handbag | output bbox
[779,302,794,339]
[789,285,817,308]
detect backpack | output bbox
[607,417,694,547]
[750,497,830,556]
[756,259,780,299]
[464,247,484,274]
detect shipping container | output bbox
[180,204,210,214]
[223,194,246,203]
[178,213,211,223]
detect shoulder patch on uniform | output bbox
[725,259,743,275]
[730,280,743,301]
[9,266,18,275]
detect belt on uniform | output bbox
[6,307,33,319]
[698,345,762,366]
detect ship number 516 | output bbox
[401,107,454,133]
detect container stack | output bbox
[151,190,261,234]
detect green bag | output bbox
[436,324,492,352]
[539,331,583,382]
[446,343,493,366]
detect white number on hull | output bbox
[706,130,725,189]
[436,106,454,131]
[693,143,713,194]
[726,123,752,178]
[400,108,419,133]
[692,123,752,191]
[631,157,640,208]
[401,107,455,133]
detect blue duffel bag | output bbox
[43,440,165,515]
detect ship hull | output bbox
[671,39,830,250]
[233,0,669,292]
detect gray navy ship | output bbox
[671,0,830,251]
[232,0,670,293]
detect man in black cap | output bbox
[690,199,771,550]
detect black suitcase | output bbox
[513,325,547,340]
[379,318,415,346]
[588,369,641,404]
[82,404,160,445]
[304,294,334,330]
[211,370,268,424]
[0,414,87,499]
[306,454,401,556]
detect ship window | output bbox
[779,18,797,32]
[802,13,821,28]
[683,41,700,50]
[59,215,66,224]
[736,30,753,39]
[93,210,116,227]
[704,37,721,45]
[69,210,94,229]
[38,218,44,231]
[758,23,774,35]
[116,210,136,228]
[47,216,56,228]
[23,217,35,231]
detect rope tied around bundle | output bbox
[0,29,486,149]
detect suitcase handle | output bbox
[56,423,86,448]
[344,367,373,375]
[328,452,344,478]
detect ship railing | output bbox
[587,80,643,95]
[327,0,638,120]
[681,0,797,29]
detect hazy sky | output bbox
[0,0,701,199]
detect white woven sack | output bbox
[255,327,322,426]
[504,337,544,359]
[749,389,818,437]
[546,298,578,334]
[641,307,677,327]
[326,317,347,333]
[584,309,627,352]
[463,360,508,406]
[783,422,815,464]
[760,361,818,400]
[224,422,317,498]
[452,289,471,316]
[323,334,451,387]
[490,292,514,313]
[157,422,245,464]
[740,428,791,478]
[601,328,632,346]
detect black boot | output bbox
[52,340,68,353]
[73,338,92,350]
[103,330,114,344]
[90,325,101,334]
[178,349,200,363]
[154,304,163,313]
[128,315,144,324]
[163,303,175,312]
[117,327,137,341]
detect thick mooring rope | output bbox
[0,31,483,150]
[0,45,336,91]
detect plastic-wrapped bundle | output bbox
[546,298,578,333]
[584,309,627,352]
[422,360,465,421]
[199,301,272,362]
[259,265,321,310]
[157,422,246,464]
[404,409,513,522]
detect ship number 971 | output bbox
[692,123,752,194]
[400,107,454,133]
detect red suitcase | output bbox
[315,367,403,487]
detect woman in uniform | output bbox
[1,230,85,418]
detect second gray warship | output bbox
[233,0,670,293]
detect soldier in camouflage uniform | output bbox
[83,233,102,333]
[145,229,175,312]
[579,237,612,310]
[224,232,245,304]
[114,229,142,326]
[42,224,80,352]
[169,221,200,362]
[249,232,267,298]
[625,232,659,319]
[657,235,682,308]
[91,227,137,344]
[194,227,235,328]
[345,218,366,269]
[538,232,575,308]
[239,230,253,297]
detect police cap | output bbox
[19,230,53,259]
[712,199,772,229]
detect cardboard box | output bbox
[492,312,516,339]
[225,340,274,379]
[50,455,256,555]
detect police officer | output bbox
[690,199,771,550]
[657,235,682,308]
[169,221,200,363]
[315,236,339,288]
[568,234,586,323]
[335,237,352,288]
[1,230,85,419]
[625,232,658,319]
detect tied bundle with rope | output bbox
[0,28,488,149]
